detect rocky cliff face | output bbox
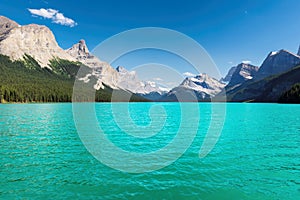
[226,63,258,89]
[0,16,75,68]
[256,50,300,79]
[220,66,237,83]
[66,39,102,68]
[66,41,167,94]
[0,16,19,39]
[66,39,120,89]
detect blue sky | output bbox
[0,0,300,78]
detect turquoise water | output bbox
[0,103,299,199]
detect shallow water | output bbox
[0,103,299,199]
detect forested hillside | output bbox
[225,65,300,102]
[0,55,148,103]
[279,83,300,103]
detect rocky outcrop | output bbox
[256,50,300,79]
[0,16,76,68]
[297,45,300,56]
[66,39,120,89]
[66,39,102,68]
[0,16,19,39]
[226,63,258,89]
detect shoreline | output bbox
[1,101,299,104]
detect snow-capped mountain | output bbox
[256,49,300,79]
[226,63,258,89]
[161,73,225,101]
[180,73,225,96]
[115,66,168,98]
[224,46,300,102]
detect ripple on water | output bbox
[0,103,300,199]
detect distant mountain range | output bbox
[222,48,300,102]
[0,15,299,103]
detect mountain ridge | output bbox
[0,15,299,103]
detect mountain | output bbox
[0,16,75,68]
[115,66,168,100]
[0,54,149,103]
[220,66,237,83]
[66,39,119,90]
[0,16,19,39]
[0,15,164,101]
[161,73,225,101]
[297,45,300,56]
[225,65,300,102]
[255,49,300,79]
[226,63,258,89]
[0,16,150,103]
[1,15,299,103]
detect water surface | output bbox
[0,103,299,199]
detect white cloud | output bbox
[183,72,196,77]
[28,8,77,27]
[153,77,163,81]
[242,60,251,64]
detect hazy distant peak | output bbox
[116,66,129,73]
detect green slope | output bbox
[225,65,300,102]
[279,83,300,103]
[0,54,148,103]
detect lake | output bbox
[0,103,299,199]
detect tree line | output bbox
[0,54,148,103]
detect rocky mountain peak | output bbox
[226,63,258,88]
[77,39,89,55]
[67,39,90,58]
[256,49,300,79]
[0,16,19,39]
[0,17,76,67]
[116,66,129,73]
[297,45,300,56]
[180,73,225,95]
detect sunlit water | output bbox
[0,103,299,199]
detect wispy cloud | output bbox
[242,60,251,64]
[153,77,163,81]
[28,8,77,27]
[183,72,196,77]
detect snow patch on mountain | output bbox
[256,49,300,79]
[179,73,225,96]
